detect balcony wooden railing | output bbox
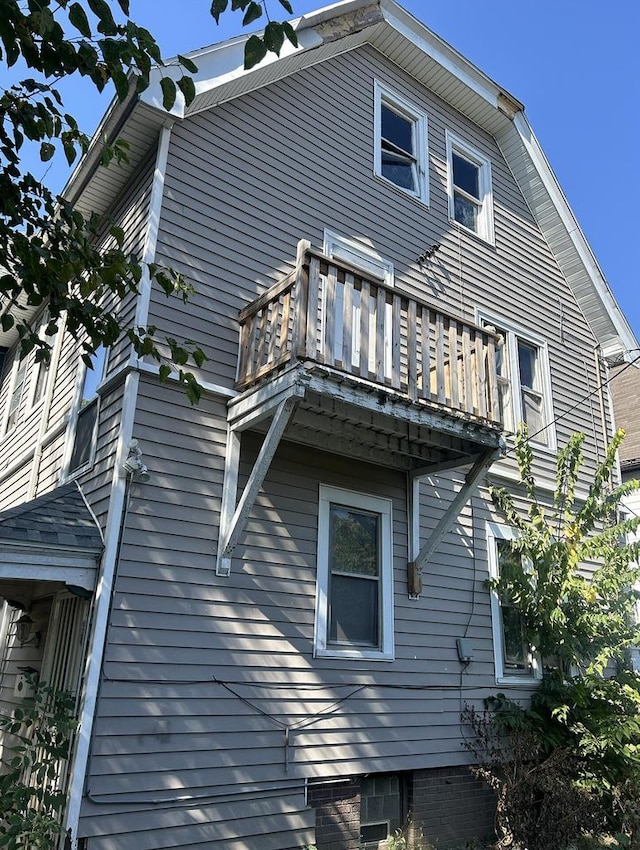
[237,241,502,426]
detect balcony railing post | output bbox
[291,239,311,361]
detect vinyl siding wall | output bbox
[0,151,154,513]
[150,45,605,487]
[79,46,613,846]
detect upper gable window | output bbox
[314,485,394,661]
[446,131,494,243]
[374,81,428,204]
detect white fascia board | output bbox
[378,0,523,113]
[0,557,97,592]
[140,26,321,118]
[512,111,638,358]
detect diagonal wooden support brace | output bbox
[216,396,298,576]
[410,443,503,577]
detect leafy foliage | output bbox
[0,677,77,849]
[0,0,297,402]
[466,427,640,849]
[489,425,640,674]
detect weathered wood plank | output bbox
[342,272,354,370]
[376,286,386,383]
[462,325,473,414]
[324,265,337,368]
[391,293,401,391]
[407,299,417,401]
[359,280,370,378]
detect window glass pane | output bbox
[69,400,98,472]
[517,341,538,390]
[329,506,379,577]
[501,605,528,670]
[381,105,413,156]
[329,574,378,645]
[522,388,545,437]
[381,104,416,192]
[381,151,415,191]
[80,345,107,406]
[452,152,479,198]
[7,359,27,431]
[454,192,478,231]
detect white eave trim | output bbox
[378,0,522,112]
[511,111,637,358]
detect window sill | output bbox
[448,216,495,248]
[315,646,395,662]
[496,675,541,687]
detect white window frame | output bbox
[374,81,429,205]
[477,309,556,452]
[446,130,494,244]
[487,522,542,685]
[323,231,394,376]
[314,485,394,661]
[2,354,28,436]
[62,345,108,480]
[29,310,55,409]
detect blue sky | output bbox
[9,0,640,343]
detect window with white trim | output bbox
[315,485,394,660]
[374,81,428,204]
[479,311,555,449]
[67,345,107,475]
[31,311,56,406]
[487,523,541,684]
[446,131,493,243]
[4,355,28,434]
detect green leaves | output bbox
[160,75,176,111]
[491,425,640,675]
[1,0,299,404]
[0,677,77,849]
[68,2,92,37]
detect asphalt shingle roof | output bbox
[0,483,103,551]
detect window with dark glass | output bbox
[496,539,530,674]
[5,357,27,433]
[68,345,106,473]
[32,312,56,404]
[381,104,417,193]
[328,504,381,648]
[452,151,481,231]
[447,131,493,242]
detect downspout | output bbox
[64,122,173,847]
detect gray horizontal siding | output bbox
[80,41,616,847]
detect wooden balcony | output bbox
[232,241,504,472]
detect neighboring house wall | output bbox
[0,151,155,515]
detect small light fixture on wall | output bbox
[122,439,151,482]
[15,614,41,648]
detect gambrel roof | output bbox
[58,0,636,362]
